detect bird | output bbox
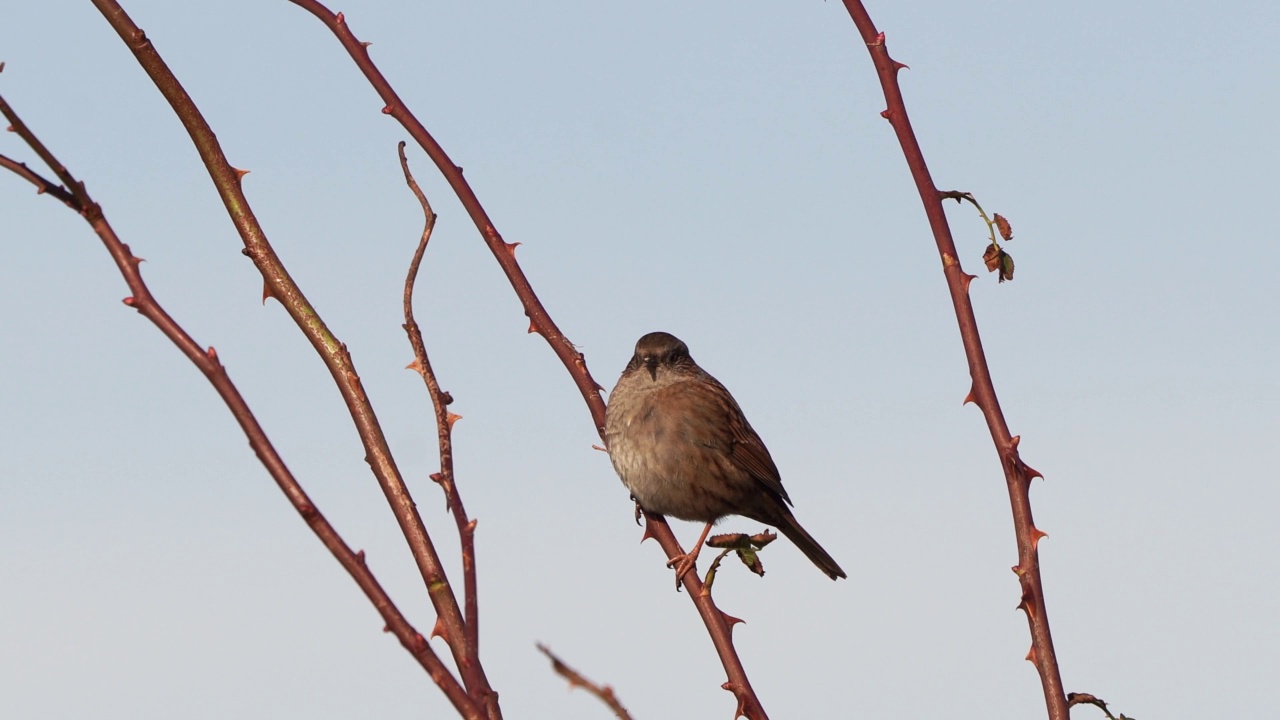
[604,331,846,582]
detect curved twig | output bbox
[398,142,482,656]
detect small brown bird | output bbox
[604,331,846,581]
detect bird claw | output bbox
[666,553,699,590]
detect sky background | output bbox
[2,1,1276,718]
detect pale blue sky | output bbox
[2,2,1276,718]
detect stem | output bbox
[838,3,1068,718]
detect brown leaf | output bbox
[994,213,1013,242]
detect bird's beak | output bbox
[644,356,658,380]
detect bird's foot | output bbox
[666,552,700,590]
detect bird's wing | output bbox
[680,376,793,507]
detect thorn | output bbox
[1023,463,1044,481]
[232,167,250,180]
[720,610,744,628]
[405,358,425,374]
[130,255,145,266]
[261,282,276,305]
[429,472,445,484]
[722,683,748,719]
[639,522,657,543]
[1019,591,1037,621]
[963,387,977,405]
[960,272,977,291]
[445,412,462,429]
[527,320,538,334]
[465,518,477,533]
[893,60,910,71]
[122,297,136,306]
[503,241,521,258]
[1026,644,1039,667]
[430,617,447,642]
[1030,527,1048,550]
[206,346,218,361]
[1010,435,1021,448]
[590,444,607,452]
[594,381,606,393]
[360,41,372,48]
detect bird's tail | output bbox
[775,511,847,580]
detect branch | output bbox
[0,88,482,720]
[283,3,768,716]
[398,142,482,660]
[537,643,635,720]
[84,2,498,715]
[838,3,1067,718]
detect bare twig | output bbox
[536,643,635,720]
[839,3,1066,718]
[1068,692,1135,720]
[285,3,767,717]
[0,89,482,720]
[398,142,482,657]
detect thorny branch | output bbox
[84,2,501,716]
[398,142,482,656]
[0,83,483,720]
[840,2,1066,718]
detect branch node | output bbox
[205,346,218,361]
[122,296,136,307]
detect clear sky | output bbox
[2,2,1276,718]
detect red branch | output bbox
[284,3,768,717]
[397,142,482,656]
[83,2,500,716]
[0,91,483,720]
[838,3,1067,719]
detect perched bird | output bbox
[604,331,846,581]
